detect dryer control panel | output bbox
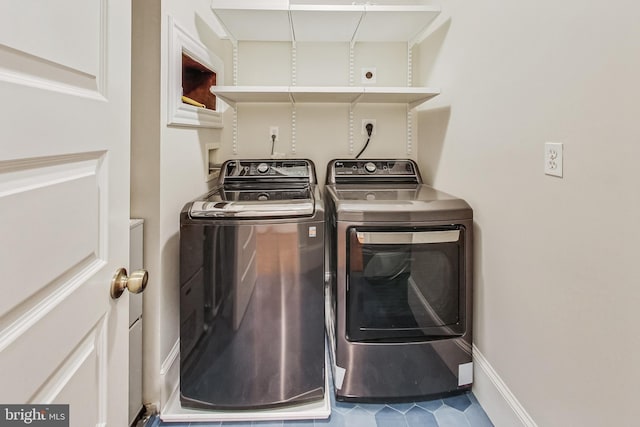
[328,159,421,184]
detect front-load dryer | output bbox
[324,159,473,402]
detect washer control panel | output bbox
[364,162,377,173]
[222,159,312,180]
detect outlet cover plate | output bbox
[361,67,376,84]
[361,119,376,136]
[545,142,563,177]
[269,126,279,142]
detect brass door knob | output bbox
[110,268,148,299]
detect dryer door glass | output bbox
[346,226,465,342]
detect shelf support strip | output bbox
[407,43,413,155]
[291,105,297,154]
[348,105,354,155]
[349,43,354,86]
[291,42,297,87]
[406,105,412,155]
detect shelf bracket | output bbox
[211,10,238,49]
[408,99,423,110]
[288,10,296,49]
[350,9,366,49]
[350,92,364,109]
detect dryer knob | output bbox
[364,162,377,173]
[257,163,269,174]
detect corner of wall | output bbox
[132,0,163,409]
[472,345,537,427]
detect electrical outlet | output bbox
[269,126,279,142]
[544,142,563,177]
[361,119,376,136]
[361,67,376,84]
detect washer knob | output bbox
[256,163,269,174]
[364,162,377,173]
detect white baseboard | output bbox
[157,339,536,425]
[472,344,538,427]
[160,339,180,410]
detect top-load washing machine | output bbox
[324,159,473,402]
[179,159,325,410]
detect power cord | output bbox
[356,123,374,159]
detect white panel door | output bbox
[0,0,132,426]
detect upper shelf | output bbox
[211,86,440,108]
[210,1,441,44]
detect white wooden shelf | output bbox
[209,1,443,155]
[212,86,440,108]
[211,1,441,44]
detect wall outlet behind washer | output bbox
[269,126,279,142]
[361,119,376,136]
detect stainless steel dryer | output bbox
[324,159,473,402]
[179,159,325,410]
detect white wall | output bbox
[218,41,415,184]
[131,0,232,409]
[416,1,640,426]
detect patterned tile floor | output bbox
[149,389,493,427]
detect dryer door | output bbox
[346,225,466,342]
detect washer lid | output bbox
[190,199,315,218]
[190,186,315,218]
